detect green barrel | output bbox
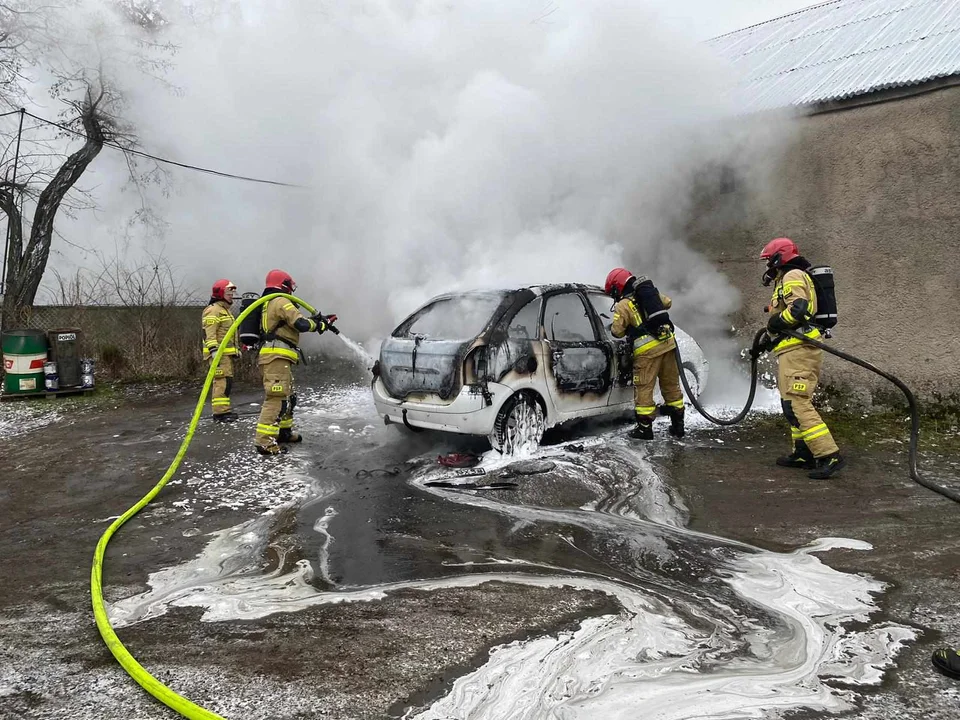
[2,329,49,394]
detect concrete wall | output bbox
[686,84,960,404]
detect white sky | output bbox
[14,0,825,330]
[649,0,824,39]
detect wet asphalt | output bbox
[0,357,958,719]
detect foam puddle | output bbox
[410,542,915,720]
[109,398,916,719]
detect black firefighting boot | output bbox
[663,407,685,439]
[932,648,960,680]
[629,419,654,441]
[776,440,815,469]
[255,442,288,457]
[213,411,239,424]
[278,428,302,443]
[807,452,847,480]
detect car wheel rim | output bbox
[502,396,544,456]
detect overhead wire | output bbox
[16,109,303,188]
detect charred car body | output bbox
[372,284,709,452]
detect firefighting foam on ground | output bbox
[2,2,960,720]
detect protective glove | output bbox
[322,314,340,335]
[766,313,785,335]
[767,298,811,335]
[749,333,777,359]
[311,313,340,335]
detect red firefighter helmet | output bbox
[760,237,799,267]
[604,267,635,299]
[211,278,237,301]
[264,269,296,293]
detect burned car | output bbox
[372,285,709,452]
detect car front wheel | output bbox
[490,391,545,455]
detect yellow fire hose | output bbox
[90,292,316,720]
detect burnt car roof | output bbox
[423,284,607,300]
[529,283,605,295]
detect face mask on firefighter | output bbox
[761,252,783,286]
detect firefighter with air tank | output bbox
[753,237,845,479]
[604,268,685,441]
[249,269,338,456]
[201,279,239,423]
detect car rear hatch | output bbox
[378,291,517,401]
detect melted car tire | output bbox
[491,391,545,455]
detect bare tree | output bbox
[45,245,196,306]
[42,246,200,379]
[0,1,173,328]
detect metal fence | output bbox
[2,304,220,381]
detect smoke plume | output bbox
[36,0,795,399]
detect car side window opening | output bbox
[507,299,542,340]
[587,293,617,340]
[545,293,598,343]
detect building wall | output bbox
[687,84,960,403]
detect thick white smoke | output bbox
[34,0,798,400]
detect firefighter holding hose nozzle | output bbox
[252,269,338,456]
[605,268,685,441]
[753,238,845,479]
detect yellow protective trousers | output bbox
[255,358,295,448]
[777,344,839,458]
[634,351,683,423]
[209,355,234,415]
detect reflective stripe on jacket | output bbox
[201,300,237,359]
[258,297,315,364]
[770,268,821,355]
[611,295,676,358]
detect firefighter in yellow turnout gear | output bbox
[605,268,684,441]
[758,238,845,479]
[254,269,337,456]
[202,279,239,423]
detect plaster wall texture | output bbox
[687,85,960,402]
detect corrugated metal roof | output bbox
[707,0,960,111]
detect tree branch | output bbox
[10,92,104,308]
[0,183,22,292]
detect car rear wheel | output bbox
[490,391,545,455]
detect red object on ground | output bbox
[437,452,480,468]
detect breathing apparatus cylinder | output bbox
[633,277,673,337]
[237,292,263,349]
[807,266,838,330]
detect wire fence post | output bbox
[1,108,25,298]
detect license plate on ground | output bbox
[445,467,486,478]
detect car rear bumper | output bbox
[372,378,511,435]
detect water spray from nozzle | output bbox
[337,334,375,369]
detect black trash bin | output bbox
[47,328,83,388]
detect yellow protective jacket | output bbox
[258,296,317,365]
[201,300,238,359]
[611,295,677,358]
[769,268,821,355]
